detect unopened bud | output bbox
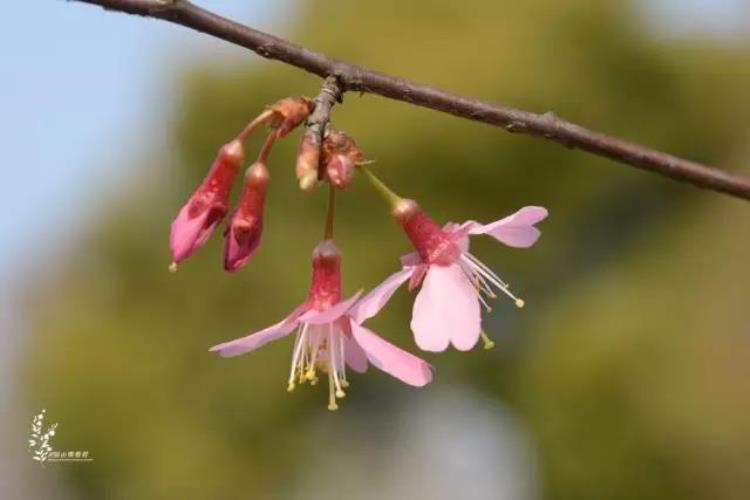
[296,130,320,190]
[321,128,365,190]
[169,140,245,266]
[326,154,354,188]
[223,163,269,272]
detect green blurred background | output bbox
[4,0,750,498]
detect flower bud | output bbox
[325,154,354,188]
[170,139,245,267]
[223,162,269,272]
[321,128,364,189]
[295,130,320,191]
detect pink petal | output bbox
[408,264,428,291]
[209,305,306,357]
[349,269,413,324]
[411,264,481,352]
[462,206,548,248]
[444,221,471,253]
[350,321,433,386]
[299,291,363,325]
[344,334,369,373]
[400,252,422,268]
[223,219,263,272]
[169,205,212,263]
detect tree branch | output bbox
[72,0,750,201]
[306,76,342,180]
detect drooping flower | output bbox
[210,239,433,410]
[358,166,547,352]
[223,160,269,272]
[169,139,245,268]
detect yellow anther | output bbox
[168,262,178,273]
[515,298,525,309]
[310,377,319,386]
[480,331,495,350]
[327,402,339,411]
[305,369,316,381]
[335,389,346,399]
[340,380,350,388]
[287,382,296,392]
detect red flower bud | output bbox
[223,161,270,272]
[170,140,245,267]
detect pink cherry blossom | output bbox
[364,201,547,352]
[169,140,245,268]
[210,239,432,410]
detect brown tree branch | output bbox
[306,76,342,180]
[72,0,750,201]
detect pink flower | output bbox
[170,139,245,268]
[364,200,548,352]
[210,239,433,410]
[223,161,269,272]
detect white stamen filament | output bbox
[287,324,309,391]
[460,254,524,308]
[286,321,351,410]
[464,252,509,288]
[328,325,346,400]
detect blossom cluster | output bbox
[170,96,548,410]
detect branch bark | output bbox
[72,0,750,201]
[306,76,342,180]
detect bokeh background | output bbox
[2,1,749,498]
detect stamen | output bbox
[461,255,526,307]
[168,262,178,273]
[327,371,339,411]
[287,325,308,391]
[479,331,495,350]
[306,329,321,379]
[338,330,348,388]
[464,253,509,288]
[476,291,493,313]
[328,326,346,399]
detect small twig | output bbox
[306,76,343,179]
[72,0,750,201]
